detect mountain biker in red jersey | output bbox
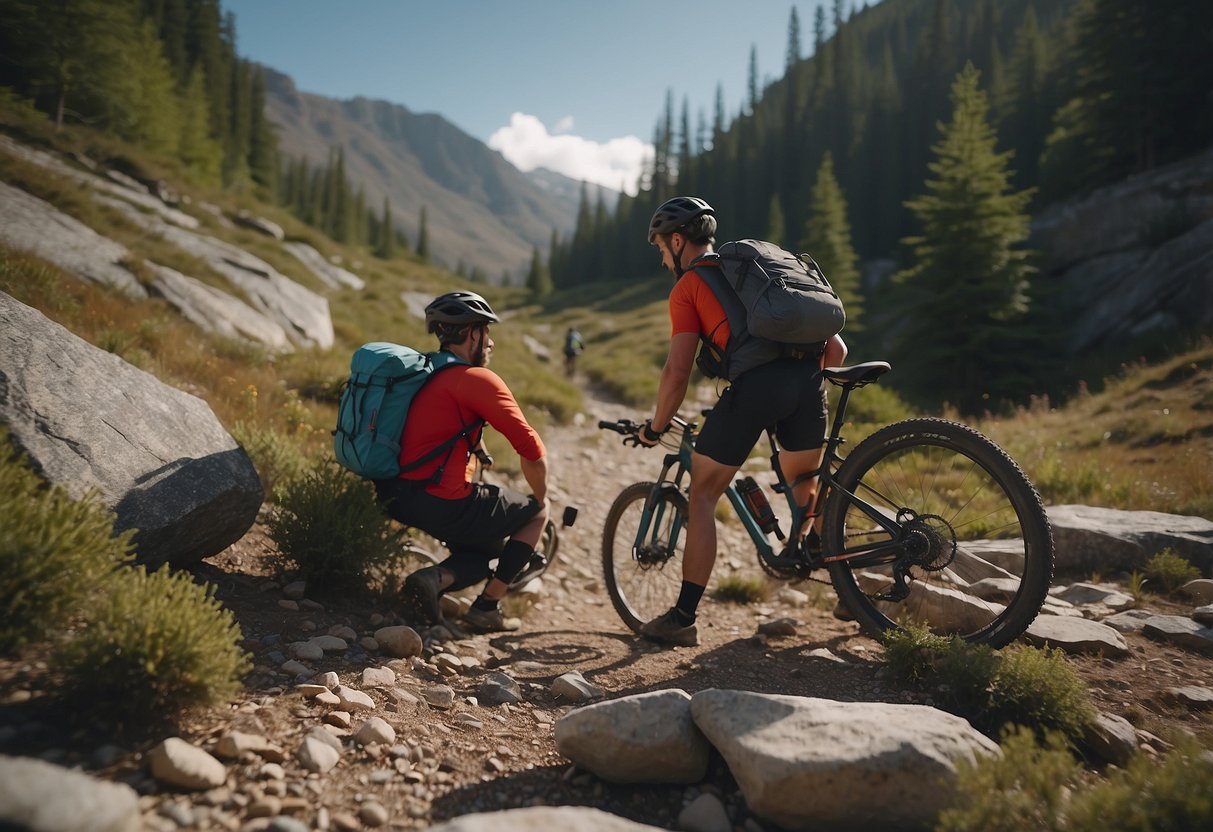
[374,291,550,633]
[636,197,847,646]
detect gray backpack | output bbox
[691,239,846,382]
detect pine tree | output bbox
[765,194,786,248]
[746,45,760,115]
[416,206,430,262]
[247,67,277,190]
[177,66,222,181]
[892,63,1037,412]
[786,7,802,69]
[801,151,862,329]
[1041,0,1213,194]
[376,198,395,259]
[525,245,552,298]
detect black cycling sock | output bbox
[471,595,499,612]
[674,581,706,625]
[493,538,535,584]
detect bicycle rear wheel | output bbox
[602,482,689,632]
[821,418,1053,648]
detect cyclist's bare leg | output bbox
[684,452,740,586]
[781,446,825,534]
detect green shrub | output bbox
[712,573,769,604]
[267,460,404,591]
[1143,548,1201,594]
[0,436,132,654]
[1064,737,1213,830]
[881,623,1095,745]
[986,645,1097,744]
[231,420,310,497]
[936,727,1084,832]
[937,729,1213,832]
[53,564,250,723]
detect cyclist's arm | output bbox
[651,332,698,431]
[822,333,848,369]
[463,367,547,497]
[519,454,548,505]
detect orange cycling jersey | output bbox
[669,268,730,352]
[398,364,545,500]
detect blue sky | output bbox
[220,0,848,192]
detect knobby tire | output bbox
[602,481,689,632]
[822,418,1053,647]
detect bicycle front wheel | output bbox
[602,482,689,632]
[822,418,1053,647]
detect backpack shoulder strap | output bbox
[689,259,748,342]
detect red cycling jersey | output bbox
[398,363,544,500]
[669,268,730,353]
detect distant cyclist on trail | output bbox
[563,326,584,377]
[374,291,550,633]
[634,196,847,647]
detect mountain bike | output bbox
[598,361,1054,648]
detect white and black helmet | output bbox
[647,196,715,244]
[424,291,500,333]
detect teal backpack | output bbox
[332,343,473,480]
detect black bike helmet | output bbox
[647,196,715,244]
[424,290,500,333]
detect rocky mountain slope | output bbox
[263,68,610,281]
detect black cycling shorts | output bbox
[374,479,541,558]
[694,357,828,467]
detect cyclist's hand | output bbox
[474,448,494,469]
[635,419,664,448]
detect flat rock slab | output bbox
[1142,615,1213,654]
[1166,686,1213,708]
[0,180,145,298]
[1047,504,1213,574]
[0,293,263,566]
[1023,614,1130,656]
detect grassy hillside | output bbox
[1,98,1209,522]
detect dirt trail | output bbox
[3,378,1211,831]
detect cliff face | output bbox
[1030,149,1213,355]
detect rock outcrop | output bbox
[1047,504,1213,574]
[0,293,262,566]
[1030,148,1213,354]
[96,196,334,350]
[0,180,146,299]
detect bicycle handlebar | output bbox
[598,419,641,435]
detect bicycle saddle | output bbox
[823,361,891,386]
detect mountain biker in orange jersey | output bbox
[636,196,847,646]
[374,291,550,633]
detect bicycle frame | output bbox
[630,366,909,571]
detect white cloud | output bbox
[553,115,575,133]
[488,112,651,195]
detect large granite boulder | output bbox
[690,690,1000,832]
[1047,505,1213,575]
[0,293,262,566]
